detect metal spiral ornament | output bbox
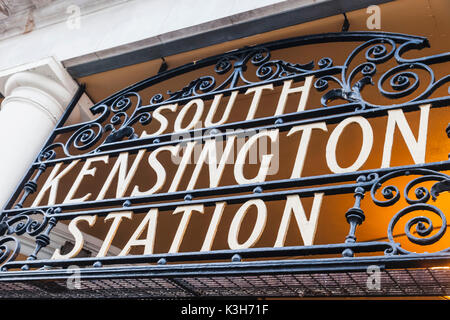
[365,39,396,64]
[0,237,20,268]
[37,146,58,162]
[318,57,333,69]
[149,93,164,106]
[369,169,449,255]
[193,76,216,95]
[111,95,133,113]
[249,48,271,66]
[255,61,282,81]
[378,63,432,99]
[69,122,104,151]
[214,56,234,74]
[387,203,447,254]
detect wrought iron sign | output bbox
[0,32,449,293]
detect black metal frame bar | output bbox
[0,252,449,282]
[2,160,448,217]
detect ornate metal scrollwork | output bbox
[103,92,151,143]
[369,169,449,255]
[36,92,152,159]
[0,207,59,238]
[149,46,315,105]
[314,37,450,108]
[0,208,60,268]
[0,237,20,269]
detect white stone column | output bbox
[0,71,76,208]
[0,58,96,259]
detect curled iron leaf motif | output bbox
[314,38,394,108]
[166,76,216,101]
[0,237,20,267]
[316,60,376,107]
[149,93,164,105]
[318,57,333,69]
[104,126,135,143]
[70,122,104,150]
[37,147,57,163]
[102,92,145,144]
[430,179,450,200]
[255,60,314,81]
[249,48,271,66]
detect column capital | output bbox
[3,71,73,124]
[0,57,93,124]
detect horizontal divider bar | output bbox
[6,160,450,216]
[2,241,394,270]
[17,182,367,219]
[2,253,450,280]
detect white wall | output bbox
[0,0,288,83]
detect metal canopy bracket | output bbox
[342,13,350,32]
